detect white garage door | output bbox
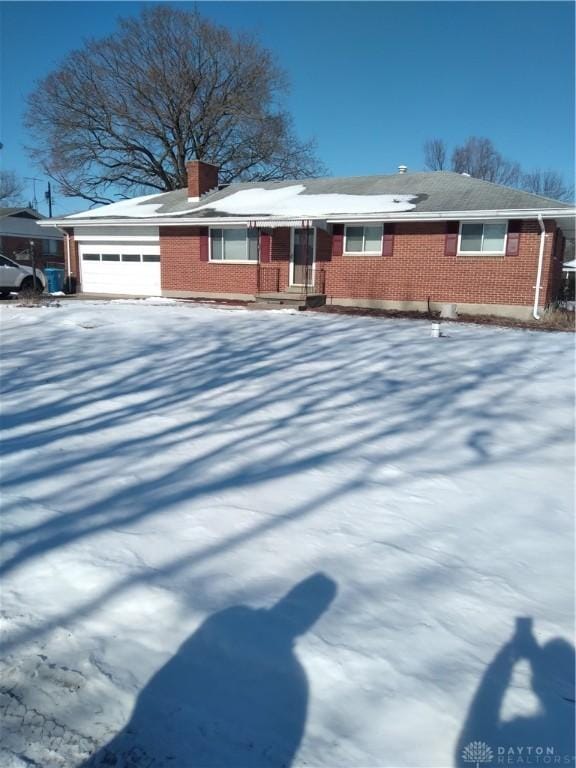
[79,244,161,296]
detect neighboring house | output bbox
[560,258,575,305]
[39,162,575,319]
[0,208,64,268]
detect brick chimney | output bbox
[186,160,219,201]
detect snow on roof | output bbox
[66,185,417,220]
[562,259,576,271]
[67,192,164,219]
[59,172,574,223]
[194,185,417,216]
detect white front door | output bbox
[290,228,315,287]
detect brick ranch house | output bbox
[40,161,575,320]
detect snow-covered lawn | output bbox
[0,300,574,768]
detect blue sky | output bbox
[1,1,574,215]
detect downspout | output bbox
[533,215,546,320]
[63,230,71,279]
[55,227,71,278]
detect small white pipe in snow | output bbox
[533,215,546,320]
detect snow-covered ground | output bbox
[0,300,574,768]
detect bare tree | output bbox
[25,6,326,204]
[0,171,25,206]
[423,139,447,171]
[519,169,573,202]
[423,136,571,200]
[451,136,521,186]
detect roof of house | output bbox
[0,207,64,241]
[0,207,43,220]
[47,171,576,224]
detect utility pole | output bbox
[45,182,53,218]
[25,177,53,216]
[29,240,38,292]
[25,177,41,211]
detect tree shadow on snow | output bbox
[0,309,573,657]
[83,572,337,768]
[455,617,575,767]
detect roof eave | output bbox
[37,207,575,228]
[326,208,576,222]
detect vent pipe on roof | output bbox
[398,165,408,174]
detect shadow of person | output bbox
[455,617,575,767]
[84,573,337,768]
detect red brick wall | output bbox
[160,227,258,294]
[324,220,557,307]
[157,219,560,308]
[546,228,565,305]
[186,162,219,199]
[64,231,80,282]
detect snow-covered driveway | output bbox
[0,300,574,768]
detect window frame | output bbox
[458,220,508,256]
[343,224,384,255]
[209,227,258,264]
[43,239,59,256]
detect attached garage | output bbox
[79,245,161,295]
[76,227,161,296]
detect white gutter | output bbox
[533,214,546,320]
[37,217,256,228]
[35,208,576,228]
[328,209,575,223]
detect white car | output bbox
[0,254,46,297]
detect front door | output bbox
[291,228,315,287]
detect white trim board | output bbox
[74,225,159,242]
[39,208,575,229]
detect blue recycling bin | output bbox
[45,268,65,293]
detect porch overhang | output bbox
[249,218,329,230]
[39,217,331,231]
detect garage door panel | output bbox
[79,244,161,296]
